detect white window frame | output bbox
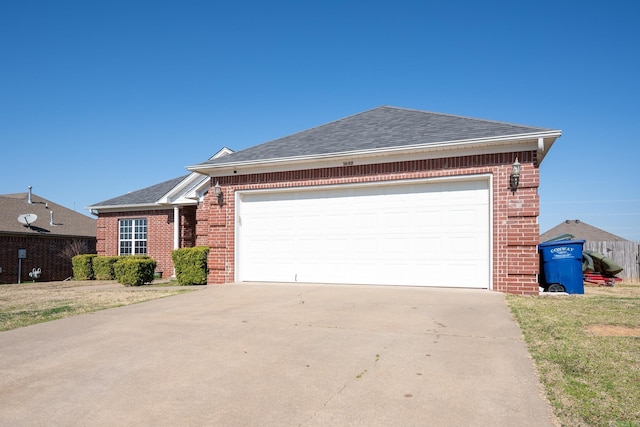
[118,218,148,256]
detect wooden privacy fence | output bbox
[584,240,640,282]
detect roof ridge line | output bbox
[381,105,553,131]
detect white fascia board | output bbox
[157,174,209,204]
[175,177,211,203]
[212,147,234,158]
[186,176,211,198]
[189,131,561,177]
[86,203,178,214]
[156,176,197,204]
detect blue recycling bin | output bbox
[538,240,585,294]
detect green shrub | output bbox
[72,254,97,280]
[93,256,121,280]
[171,246,210,285]
[114,257,157,286]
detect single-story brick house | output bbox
[89,106,561,294]
[0,187,96,283]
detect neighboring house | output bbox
[540,219,628,243]
[0,187,96,284]
[90,106,562,295]
[541,219,639,282]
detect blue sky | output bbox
[2,1,639,240]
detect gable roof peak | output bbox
[540,219,628,242]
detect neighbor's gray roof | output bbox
[88,175,189,208]
[190,106,554,168]
[0,192,96,237]
[540,219,628,242]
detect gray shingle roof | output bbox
[191,106,554,168]
[0,192,96,237]
[540,220,628,242]
[89,175,189,208]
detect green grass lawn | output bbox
[507,284,640,427]
[0,280,194,331]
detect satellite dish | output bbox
[18,213,38,226]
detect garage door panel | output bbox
[237,179,490,288]
[450,238,489,257]
[352,213,377,229]
[298,238,322,255]
[381,211,411,228]
[446,209,479,226]
[351,237,378,255]
[413,237,443,255]
[410,262,446,286]
[414,209,443,227]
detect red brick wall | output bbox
[0,235,96,284]
[195,198,210,247]
[180,206,197,248]
[96,207,198,278]
[203,151,541,295]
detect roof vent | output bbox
[28,186,33,204]
[575,219,580,224]
[49,211,61,226]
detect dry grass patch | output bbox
[587,324,640,337]
[0,280,194,331]
[507,283,640,427]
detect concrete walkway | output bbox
[0,284,557,426]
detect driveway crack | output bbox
[300,383,348,426]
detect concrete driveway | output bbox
[0,284,557,426]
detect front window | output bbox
[119,218,147,255]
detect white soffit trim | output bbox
[537,136,559,164]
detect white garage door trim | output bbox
[235,175,493,288]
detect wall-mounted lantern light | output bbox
[214,181,224,206]
[510,158,522,192]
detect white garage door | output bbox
[236,178,490,288]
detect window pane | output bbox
[120,241,132,255]
[119,219,132,240]
[134,219,147,239]
[135,240,147,255]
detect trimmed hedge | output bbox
[114,257,157,286]
[171,246,209,285]
[72,254,97,280]
[93,256,120,280]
